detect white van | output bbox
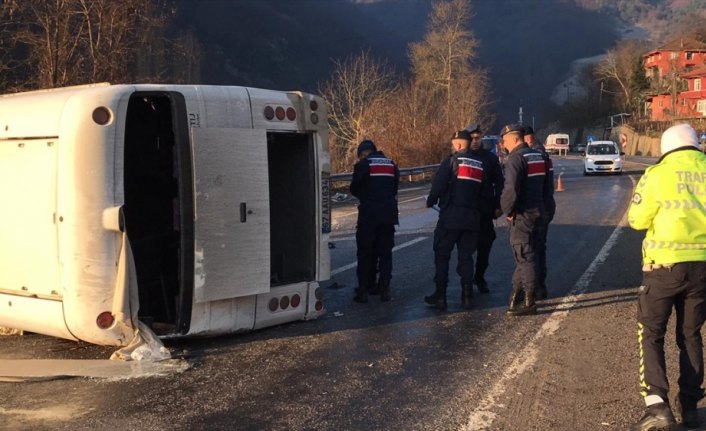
[545,133,570,155]
[583,140,623,175]
[0,83,331,347]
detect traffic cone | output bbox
[556,173,564,192]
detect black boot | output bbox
[507,290,537,316]
[631,402,676,431]
[424,284,447,311]
[379,279,391,302]
[462,284,473,310]
[507,286,522,314]
[677,397,699,429]
[474,276,490,294]
[353,284,368,303]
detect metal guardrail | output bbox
[330,164,440,183]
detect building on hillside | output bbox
[644,37,706,81]
[643,37,706,121]
[682,66,706,117]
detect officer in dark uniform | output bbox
[523,125,555,300]
[467,124,504,294]
[424,130,484,311]
[499,124,546,316]
[350,140,400,303]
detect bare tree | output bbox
[409,0,484,129]
[594,40,649,114]
[319,51,398,172]
[5,0,178,90]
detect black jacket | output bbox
[426,150,483,230]
[470,148,504,218]
[500,143,546,220]
[529,142,556,220]
[350,151,400,225]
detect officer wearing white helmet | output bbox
[629,124,706,430]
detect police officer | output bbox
[523,125,555,300]
[424,130,484,311]
[628,124,706,431]
[467,124,504,293]
[349,140,400,303]
[499,124,546,316]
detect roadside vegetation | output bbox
[0,0,705,170]
[320,0,491,172]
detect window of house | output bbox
[687,52,694,60]
[659,100,663,107]
[697,100,706,115]
[670,52,679,60]
[696,79,702,91]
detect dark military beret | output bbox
[500,124,524,137]
[523,125,534,135]
[357,139,377,156]
[452,130,472,140]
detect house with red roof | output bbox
[644,37,706,121]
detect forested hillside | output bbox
[173,0,620,125]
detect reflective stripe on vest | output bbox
[524,152,546,177]
[369,157,395,177]
[456,157,483,183]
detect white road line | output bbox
[461,177,636,431]
[399,195,426,205]
[330,236,428,276]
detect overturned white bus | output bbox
[0,83,331,347]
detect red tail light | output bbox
[315,301,323,311]
[92,107,112,125]
[290,294,301,308]
[268,297,279,312]
[96,312,114,329]
[286,107,296,121]
[264,106,275,120]
[279,296,290,310]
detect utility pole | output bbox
[518,106,523,125]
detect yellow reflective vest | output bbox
[628,148,706,265]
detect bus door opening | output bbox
[267,132,316,286]
[123,92,193,336]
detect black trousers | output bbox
[433,227,478,286]
[637,262,706,408]
[474,216,496,281]
[535,215,551,289]
[509,220,539,297]
[356,223,395,290]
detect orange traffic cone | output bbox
[556,173,564,192]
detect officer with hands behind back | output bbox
[350,140,400,304]
[425,130,484,311]
[628,124,706,431]
[499,124,546,316]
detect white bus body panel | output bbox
[0,83,330,346]
[191,127,270,302]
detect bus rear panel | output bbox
[0,84,330,346]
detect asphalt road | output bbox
[3,155,703,431]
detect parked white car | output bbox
[583,140,623,175]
